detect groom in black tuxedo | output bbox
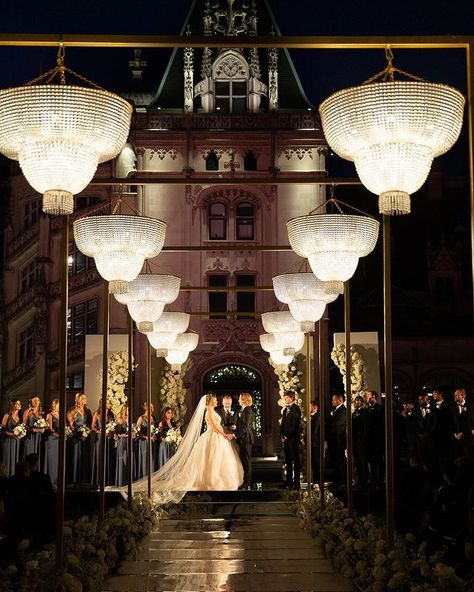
[280,390,301,489]
[232,392,255,490]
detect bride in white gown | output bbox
[131,393,244,503]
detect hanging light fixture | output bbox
[287,196,379,296]
[260,312,306,355]
[0,45,132,216]
[162,333,199,369]
[74,215,166,294]
[319,47,465,215]
[259,334,295,369]
[147,312,190,355]
[273,271,339,332]
[114,274,180,332]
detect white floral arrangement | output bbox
[65,425,74,438]
[97,350,136,419]
[13,424,27,439]
[131,423,139,436]
[164,427,182,446]
[105,421,116,436]
[331,343,367,403]
[269,358,304,410]
[77,425,91,438]
[159,359,191,424]
[150,424,159,437]
[34,417,48,429]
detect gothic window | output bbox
[215,80,247,113]
[205,150,219,171]
[68,241,95,275]
[23,199,41,231]
[20,259,38,293]
[18,324,35,364]
[208,274,228,319]
[236,274,256,318]
[244,151,257,171]
[236,201,255,240]
[67,298,98,344]
[208,201,227,240]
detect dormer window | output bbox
[215,80,247,113]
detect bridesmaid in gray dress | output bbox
[91,399,115,486]
[136,403,157,479]
[115,407,131,486]
[1,399,23,476]
[43,399,59,490]
[157,407,177,469]
[23,396,46,462]
[67,393,92,485]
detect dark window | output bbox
[68,298,98,344]
[23,200,41,231]
[208,202,227,240]
[236,201,255,240]
[244,151,257,171]
[208,274,228,319]
[19,324,35,364]
[67,372,85,390]
[236,274,255,318]
[69,241,95,275]
[215,80,247,114]
[76,195,101,210]
[21,260,38,293]
[205,151,219,171]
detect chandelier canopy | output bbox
[259,334,295,369]
[114,274,180,333]
[148,312,191,353]
[273,272,338,330]
[287,207,379,295]
[0,49,132,216]
[74,215,166,294]
[162,332,199,368]
[319,51,465,215]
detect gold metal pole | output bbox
[179,285,275,290]
[305,332,312,493]
[146,339,152,498]
[162,245,292,253]
[318,317,326,510]
[344,281,354,516]
[127,315,134,508]
[55,215,69,571]
[383,215,395,550]
[467,42,474,325]
[98,280,109,524]
[91,176,361,187]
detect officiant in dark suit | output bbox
[216,395,238,434]
[280,390,301,489]
[233,393,255,490]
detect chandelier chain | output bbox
[362,46,427,85]
[309,197,376,219]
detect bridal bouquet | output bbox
[150,425,159,438]
[65,426,74,438]
[77,425,91,439]
[105,421,116,436]
[13,424,27,439]
[34,417,48,429]
[164,427,182,446]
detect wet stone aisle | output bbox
[103,492,352,592]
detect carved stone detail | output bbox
[6,221,39,260]
[267,45,278,111]
[4,358,36,389]
[281,147,314,160]
[149,148,178,160]
[214,54,248,79]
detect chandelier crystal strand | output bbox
[73,215,166,294]
[319,80,465,215]
[163,332,199,370]
[0,85,132,215]
[147,312,191,352]
[287,214,379,295]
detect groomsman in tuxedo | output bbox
[451,388,473,458]
[432,389,453,468]
[233,393,255,490]
[280,390,301,489]
[327,393,347,488]
[310,400,320,483]
[413,392,438,466]
[352,395,369,488]
[365,390,385,487]
[216,395,238,434]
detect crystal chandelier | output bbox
[0,46,132,216]
[74,215,166,294]
[259,334,295,368]
[114,274,180,333]
[261,312,306,355]
[147,312,191,355]
[273,271,339,331]
[319,48,465,215]
[162,333,199,369]
[287,197,379,295]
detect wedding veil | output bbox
[128,395,208,503]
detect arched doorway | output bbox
[203,364,263,451]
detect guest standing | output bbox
[157,407,177,469]
[67,393,92,485]
[327,393,347,489]
[1,400,23,477]
[115,407,131,487]
[310,400,321,484]
[365,390,385,487]
[43,399,60,490]
[352,395,369,488]
[280,390,301,489]
[451,388,473,458]
[23,396,45,462]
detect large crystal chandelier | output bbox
[273,271,339,331]
[114,274,180,332]
[261,312,306,355]
[287,197,379,295]
[259,333,295,369]
[74,215,166,294]
[147,312,191,355]
[162,333,199,368]
[0,46,132,216]
[319,48,465,215]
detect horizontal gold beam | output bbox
[181,286,273,291]
[92,176,361,187]
[163,244,292,252]
[187,311,262,317]
[0,34,470,49]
